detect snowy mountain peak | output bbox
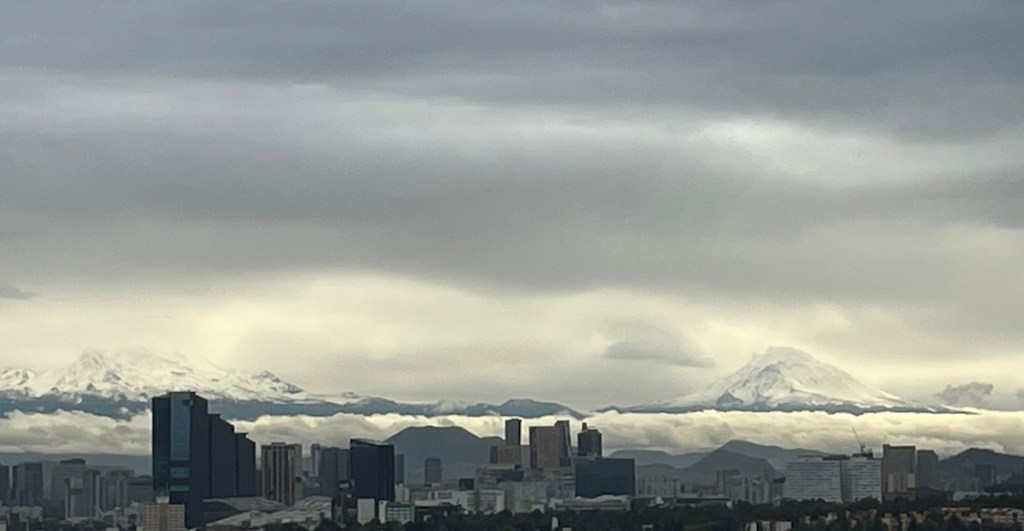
[749,346,815,367]
[3,350,311,403]
[639,347,917,413]
[0,368,37,395]
[251,370,304,395]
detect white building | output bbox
[784,457,843,503]
[841,456,882,503]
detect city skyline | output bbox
[2,0,1024,500]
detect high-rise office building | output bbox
[234,433,258,497]
[208,415,238,498]
[69,467,101,519]
[955,458,979,492]
[529,426,563,470]
[424,458,443,485]
[350,439,395,503]
[555,420,573,467]
[261,443,302,505]
[152,392,211,529]
[101,470,134,511]
[976,464,997,489]
[318,447,350,497]
[575,458,634,498]
[50,458,86,498]
[505,419,522,446]
[784,457,844,503]
[881,445,916,495]
[0,462,10,504]
[840,456,882,503]
[916,450,940,490]
[489,418,524,467]
[13,462,44,506]
[395,454,405,485]
[309,444,322,479]
[577,423,603,458]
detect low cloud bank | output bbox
[4,409,1024,458]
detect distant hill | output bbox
[613,439,824,473]
[939,448,1024,487]
[385,426,502,484]
[719,440,826,470]
[609,449,707,469]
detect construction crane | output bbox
[852,428,872,457]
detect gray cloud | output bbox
[0,284,35,300]
[604,341,715,368]
[1,0,1023,397]
[1,2,1022,139]
[935,382,995,407]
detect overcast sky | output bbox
[1,1,1023,409]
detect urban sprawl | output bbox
[2,392,1024,530]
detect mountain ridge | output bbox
[0,351,583,420]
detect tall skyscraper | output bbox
[394,454,405,485]
[577,423,603,458]
[234,433,258,497]
[101,470,134,511]
[529,426,563,470]
[555,420,573,467]
[152,392,211,529]
[955,458,979,492]
[261,443,302,505]
[350,439,395,503]
[318,447,350,497]
[50,458,85,494]
[840,456,882,502]
[309,444,323,479]
[505,419,522,446]
[424,458,443,485]
[881,444,916,495]
[916,450,940,490]
[13,462,44,506]
[0,462,10,504]
[208,414,238,498]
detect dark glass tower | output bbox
[318,447,351,497]
[12,462,44,506]
[575,458,635,498]
[555,420,573,467]
[152,392,211,528]
[234,433,258,497]
[0,462,9,504]
[208,414,238,498]
[577,423,603,458]
[349,439,395,502]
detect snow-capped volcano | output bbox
[630,347,925,413]
[30,350,310,403]
[0,368,36,396]
[0,350,582,420]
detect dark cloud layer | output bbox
[1,2,1023,138]
[0,0,1023,388]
